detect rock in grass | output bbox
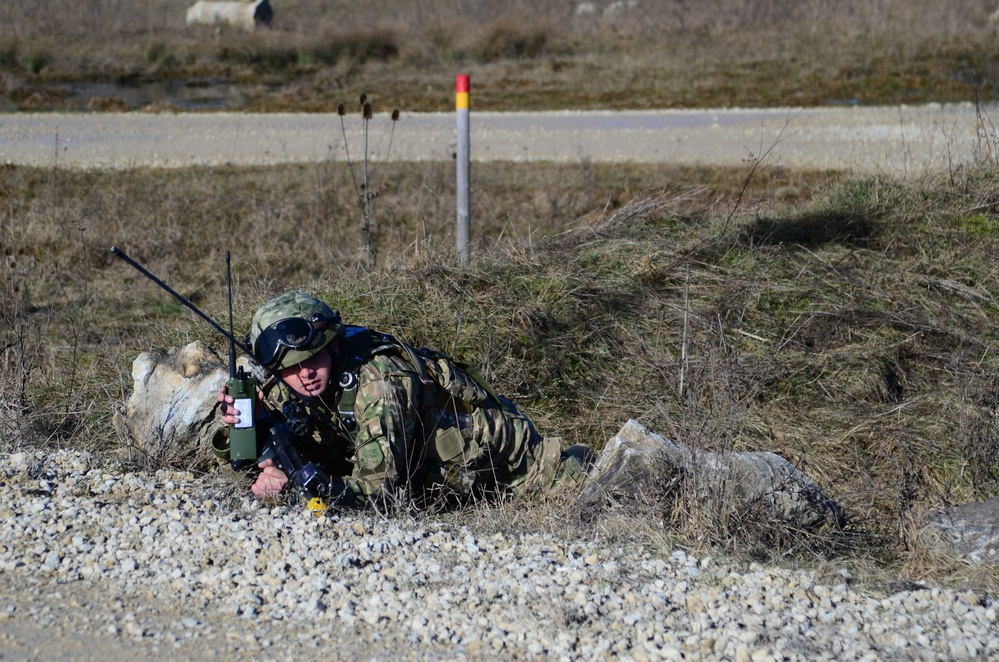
[921,497,999,566]
[579,419,845,531]
[185,0,272,31]
[114,341,228,467]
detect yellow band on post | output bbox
[456,92,469,110]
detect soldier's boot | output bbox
[551,444,596,488]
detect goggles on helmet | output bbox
[254,316,332,370]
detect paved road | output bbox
[0,104,989,174]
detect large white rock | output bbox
[921,497,999,566]
[115,341,229,467]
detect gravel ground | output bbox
[1,449,996,661]
[2,106,997,659]
[0,104,990,174]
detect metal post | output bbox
[456,74,471,266]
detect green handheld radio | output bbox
[226,251,258,471]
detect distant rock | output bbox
[579,419,845,531]
[603,0,639,16]
[114,341,229,467]
[186,0,273,31]
[921,498,999,565]
[574,1,639,18]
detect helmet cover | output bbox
[249,291,343,370]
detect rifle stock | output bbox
[258,420,345,501]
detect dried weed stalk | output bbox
[337,94,401,270]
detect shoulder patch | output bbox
[357,441,386,472]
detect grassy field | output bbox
[4,157,999,578]
[3,0,999,111]
[4,0,999,582]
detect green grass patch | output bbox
[955,212,999,237]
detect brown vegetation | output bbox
[4,0,999,581]
[2,0,999,111]
[3,152,999,580]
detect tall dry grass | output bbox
[4,151,999,578]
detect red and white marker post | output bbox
[456,74,470,266]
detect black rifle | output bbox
[110,246,346,503]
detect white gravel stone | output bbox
[0,448,995,660]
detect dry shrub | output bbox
[5,155,999,574]
[0,246,41,447]
[472,20,549,61]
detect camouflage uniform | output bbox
[248,291,588,509]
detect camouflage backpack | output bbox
[332,325,509,430]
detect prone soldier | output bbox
[217,290,593,508]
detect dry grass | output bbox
[4,0,999,583]
[0,160,783,448]
[3,1,999,111]
[4,151,999,586]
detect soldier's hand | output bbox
[251,459,288,498]
[216,387,240,426]
[216,387,264,426]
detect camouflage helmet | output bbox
[249,291,343,370]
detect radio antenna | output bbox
[226,251,237,380]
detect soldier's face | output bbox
[279,348,333,397]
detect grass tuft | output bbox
[3,155,999,581]
[473,20,549,62]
